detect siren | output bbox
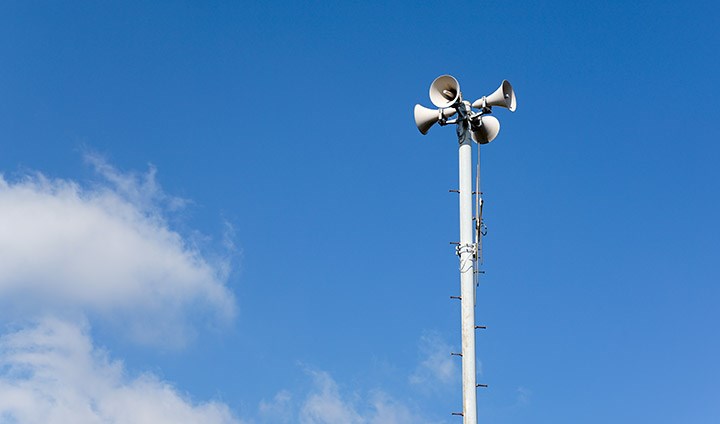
[472,80,516,112]
[414,105,457,135]
[471,115,500,144]
[429,75,461,108]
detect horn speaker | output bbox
[472,80,516,112]
[429,75,461,108]
[471,115,500,144]
[414,105,457,135]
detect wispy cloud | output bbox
[258,390,294,423]
[364,391,420,424]
[0,318,241,424]
[255,369,428,424]
[252,330,461,423]
[0,161,235,346]
[84,152,189,215]
[409,331,458,388]
[299,369,365,424]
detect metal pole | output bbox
[414,74,516,422]
[457,106,477,424]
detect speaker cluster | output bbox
[413,75,517,144]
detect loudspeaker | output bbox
[429,75,461,108]
[472,80,516,112]
[471,115,500,144]
[414,105,457,134]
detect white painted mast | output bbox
[413,74,516,423]
[457,113,478,424]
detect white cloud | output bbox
[365,391,419,424]
[0,318,241,424]
[258,390,294,423]
[0,158,243,422]
[299,370,364,424]
[83,153,189,215]
[0,161,235,346]
[255,331,460,424]
[294,370,426,424]
[409,331,458,388]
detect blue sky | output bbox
[0,1,719,423]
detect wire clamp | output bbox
[456,243,478,273]
[455,243,475,257]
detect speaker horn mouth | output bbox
[502,80,517,112]
[471,80,517,112]
[471,115,500,144]
[414,104,457,135]
[429,75,461,108]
